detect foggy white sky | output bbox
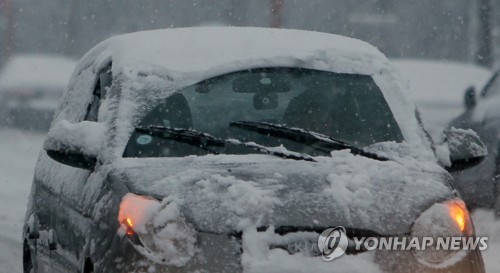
[0,0,499,65]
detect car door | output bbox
[27,176,57,273]
[37,163,91,273]
[31,129,94,272]
[59,68,114,270]
[34,66,111,272]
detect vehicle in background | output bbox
[392,59,492,141]
[448,69,500,213]
[23,27,486,273]
[0,54,77,131]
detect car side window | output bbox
[85,67,112,122]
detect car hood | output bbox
[111,151,454,235]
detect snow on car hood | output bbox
[111,150,453,235]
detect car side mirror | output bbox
[44,120,106,170]
[440,128,487,172]
[464,86,476,110]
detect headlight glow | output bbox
[447,201,466,233]
[118,193,197,266]
[124,217,135,236]
[411,199,473,266]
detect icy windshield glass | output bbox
[123,68,403,158]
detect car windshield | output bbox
[123,67,404,158]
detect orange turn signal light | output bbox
[124,217,135,236]
[118,194,160,237]
[446,200,468,233]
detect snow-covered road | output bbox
[0,128,43,273]
[0,128,498,273]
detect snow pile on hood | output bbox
[196,172,284,226]
[0,54,76,91]
[113,147,453,271]
[116,143,452,236]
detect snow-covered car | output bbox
[23,27,487,273]
[448,69,500,211]
[392,59,492,141]
[0,54,76,130]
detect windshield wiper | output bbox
[229,121,387,161]
[136,126,224,154]
[135,126,315,162]
[226,139,315,162]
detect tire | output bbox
[83,258,94,273]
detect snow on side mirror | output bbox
[438,127,487,172]
[44,120,106,170]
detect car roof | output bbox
[81,27,389,86]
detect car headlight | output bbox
[118,193,197,266]
[411,199,474,266]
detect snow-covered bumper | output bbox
[100,229,484,273]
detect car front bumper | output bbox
[95,231,485,273]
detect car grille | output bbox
[229,226,379,256]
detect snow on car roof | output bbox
[0,54,77,91]
[86,27,389,86]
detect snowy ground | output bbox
[0,128,42,273]
[473,209,500,272]
[0,128,498,273]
